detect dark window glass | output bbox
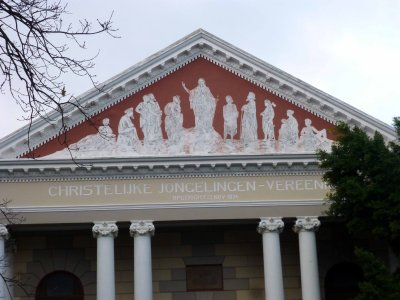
[325,262,363,300]
[36,271,84,300]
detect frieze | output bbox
[1,175,330,212]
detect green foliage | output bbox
[353,248,400,300]
[393,117,400,140]
[318,118,400,299]
[318,120,400,253]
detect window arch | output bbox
[325,262,363,300]
[36,271,84,300]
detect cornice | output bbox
[0,154,324,182]
[0,29,395,159]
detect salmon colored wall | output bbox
[28,58,334,158]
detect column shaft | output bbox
[130,220,155,300]
[0,225,9,300]
[93,221,118,300]
[4,240,14,300]
[258,217,285,300]
[134,234,152,300]
[294,217,321,300]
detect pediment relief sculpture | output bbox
[46,78,333,159]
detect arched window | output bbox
[36,271,84,300]
[325,262,363,300]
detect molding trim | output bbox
[0,154,323,182]
[10,200,325,213]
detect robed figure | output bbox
[260,99,276,141]
[223,95,238,140]
[299,118,330,151]
[117,107,139,150]
[240,92,258,144]
[135,93,163,144]
[278,110,299,151]
[182,78,217,133]
[286,109,299,148]
[164,95,184,143]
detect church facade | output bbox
[0,30,396,300]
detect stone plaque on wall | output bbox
[186,265,223,291]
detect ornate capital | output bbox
[0,224,9,240]
[293,217,320,233]
[92,221,118,238]
[130,220,155,237]
[257,217,284,234]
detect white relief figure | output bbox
[135,95,150,140]
[117,107,140,151]
[98,118,116,142]
[97,118,116,150]
[240,92,258,144]
[136,94,163,144]
[286,109,299,150]
[299,118,331,151]
[223,95,238,140]
[278,119,289,152]
[260,99,276,141]
[72,117,116,153]
[182,78,217,133]
[164,95,183,143]
[278,110,299,152]
[148,93,163,141]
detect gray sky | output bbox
[1,0,399,138]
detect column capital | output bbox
[293,216,320,233]
[92,221,118,238]
[0,224,9,240]
[130,220,155,237]
[257,217,284,234]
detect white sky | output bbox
[1,0,399,138]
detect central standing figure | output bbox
[135,93,162,144]
[182,78,217,133]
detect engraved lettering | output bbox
[295,180,304,190]
[276,181,285,191]
[285,180,294,191]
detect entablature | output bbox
[0,154,322,182]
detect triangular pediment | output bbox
[0,29,396,159]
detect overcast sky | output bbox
[1,0,399,138]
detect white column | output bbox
[0,225,9,300]
[257,217,285,300]
[293,217,321,300]
[92,221,118,300]
[4,239,15,300]
[130,220,155,300]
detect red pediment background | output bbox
[28,58,335,158]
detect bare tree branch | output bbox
[0,199,24,224]
[0,199,28,297]
[0,0,118,154]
